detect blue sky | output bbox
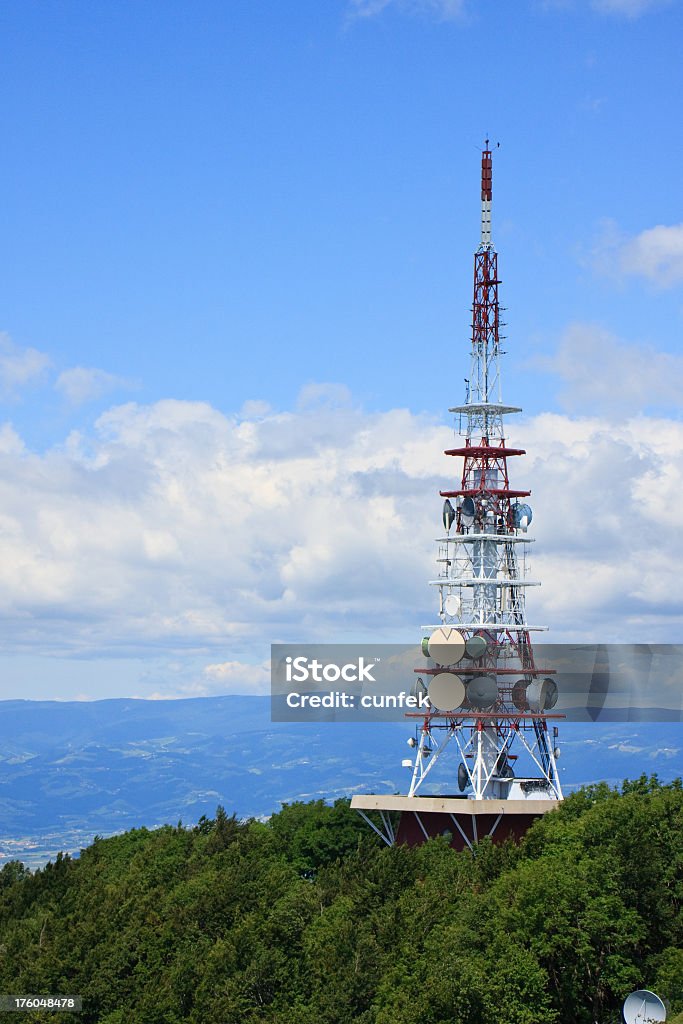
[0,0,682,699]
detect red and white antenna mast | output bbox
[353,144,563,851]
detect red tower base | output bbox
[351,794,559,852]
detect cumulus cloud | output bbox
[0,333,51,395]
[512,412,683,640]
[0,393,445,664]
[55,366,135,406]
[536,322,683,413]
[592,219,683,287]
[0,383,681,694]
[348,0,466,20]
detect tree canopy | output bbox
[0,777,680,1023]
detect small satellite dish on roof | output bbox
[443,498,456,532]
[622,990,667,1024]
[460,496,476,528]
[457,762,469,792]
[428,627,465,666]
[444,593,460,616]
[428,673,465,713]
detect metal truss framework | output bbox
[404,142,563,808]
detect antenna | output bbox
[481,141,492,246]
[351,145,563,854]
[622,990,667,1024]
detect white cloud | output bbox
[592,219,683,287]
[0,333,51,395]
[203,660,271,695]
[348,0,466,20]
[591,0,675,16]
[0,391,446,664]
[55,366,134,406]
[541,0,676,16]
[536,322,683,413]
[512,412,683,640]
[239,399,271,419]
[296,382,352,410]
[0,423,25,456]
[0,379,681,697]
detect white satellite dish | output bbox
[622,990,667,1024]
[460,496,476,528]
[444,593,460,616]
[427,626,465,666]
[428,672,466,712]
[527,677,559,712]
[542,677,559,710]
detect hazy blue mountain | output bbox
[0,697,680,866]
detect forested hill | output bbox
[0,778,682,1024]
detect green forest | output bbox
[0,776,681,1024]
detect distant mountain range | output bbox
[0,696,681,867]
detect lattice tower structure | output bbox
[406,143,563,804]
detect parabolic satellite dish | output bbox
[460,496,476,528]
[428,673,466,713]
[467,674,498,709]
[444,593,460,616]
[622,990,667,1024]
[511,679,529,712]
[541,677,559,710]
[427,627,465,666]
[411,676,428,700]
[442,498,456,532]
[457,762,469,792]
[512,502,533,531]
[526,677,559,712]
[464,634,488,660]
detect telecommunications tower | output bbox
[352,144,563,851]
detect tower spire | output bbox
[480,141,492,247]
[470,142,502,418]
